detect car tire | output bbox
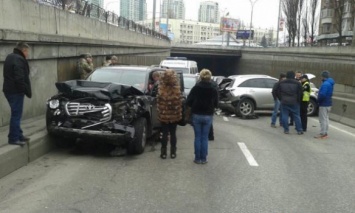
[236,98,255,117]
[127,117,147,155]
[308,99,318,116]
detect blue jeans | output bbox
[4,93,25,142]
[281,103,302,133]
[271,99,282,125]
[192,114,212,162]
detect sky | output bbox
[104,0,280,29]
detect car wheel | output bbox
[127,117,147,155]
[307,99,318,116]
[236,98,255,117]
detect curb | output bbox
[0,129,55,179]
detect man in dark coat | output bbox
[276,71,303,135]
[2,42,32,145]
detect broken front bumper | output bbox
[49,124,135,146]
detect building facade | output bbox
[120,0,147,21]
[138,19,221,44]
[161,0,185,19]
[198,1,219,24]
[318,0,353,45]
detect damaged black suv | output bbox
[46,66,185,154]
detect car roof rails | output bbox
[165,57,187,60]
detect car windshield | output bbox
[88,68,147,91]
[170,68,189,74]
[184,77,197,89]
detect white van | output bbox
[160,57,198,74]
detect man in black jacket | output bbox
[2,42,32,145]
[276,71,303,135]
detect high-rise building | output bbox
[198,1,219,24]
[88,0,104,8]
[162,0,185,19]
[120,0,147,21]
[318,0,353,45]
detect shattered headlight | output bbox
[49,99,60,109]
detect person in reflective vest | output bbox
[300,75,311,132]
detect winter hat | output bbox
[321,70,330,78]
[286,71,295,79]
[301,74,309,80]
[279,73,286,78]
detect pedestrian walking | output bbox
[271,73,286,128]
[2,42,32,146]
[186,69,218,164]
[156,69,182,159]
[77,53,94,79]
[314,71,335,139]
[276,71,303,135]
[300,74,311,131]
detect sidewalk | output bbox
[0,116,55,179]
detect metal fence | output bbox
[34,0,170,41]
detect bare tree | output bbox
[282,0,299,46]
[333,0,346,45]
[309,0,319,46]
[297,0,305,46]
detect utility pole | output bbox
[276,0,281,47]
[152,0,156,31]
[248,0,259,47]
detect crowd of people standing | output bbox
[271,70,334,139]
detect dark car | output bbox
[46,66,185,154]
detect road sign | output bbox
[236,30,254,39]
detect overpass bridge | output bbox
[1,0,355,128]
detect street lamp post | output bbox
[276,0,281,47]
[248,0,259,47]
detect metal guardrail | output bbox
[34,0,170,41]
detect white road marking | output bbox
[238,143,259,167]
[223,116,229,122]
[310,118,355,138]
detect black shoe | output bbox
[297,132,304,135]
[289,123,294,126]
[208,136,214,141]
[193,160,201,164]
[170,147,176,159]
[20,136,30,142]
[284,131,289,134]
[201,160,208,164]
[160,147,167,159]
[8,140,26,146]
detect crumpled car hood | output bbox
[55,80,143,101]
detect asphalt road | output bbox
[0,113,355,213]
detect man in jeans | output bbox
[271,73,286,128]
[276,71,303,135]
[2,42,32,145]
[314,71,335,139]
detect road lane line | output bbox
[238,142,259,167]
[310,118,355,138]
[223,116,229,122]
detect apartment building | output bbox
[198,1,220,24]
[138,19,221,44]
[318,0,353,45]
[161,0,185,19]
[120,0,147,21]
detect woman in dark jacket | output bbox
[156,69,182,159]
[186,69,218,164]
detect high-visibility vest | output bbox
[302,81,310,102]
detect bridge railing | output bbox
[33,0,170,42]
